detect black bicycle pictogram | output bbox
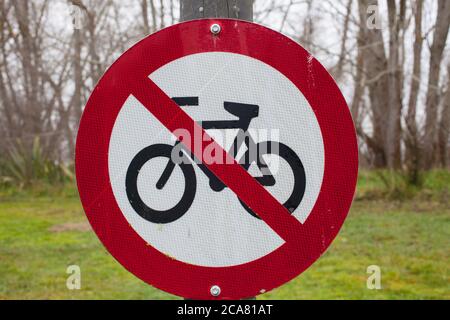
[125,97,306,224]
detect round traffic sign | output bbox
[76,19,358,299]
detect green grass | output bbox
[0,171,448,299]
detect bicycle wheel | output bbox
[238,141,306,219]
[126,144,196,224]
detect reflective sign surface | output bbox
[76,19,358,299]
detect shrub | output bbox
[0,137,74,189]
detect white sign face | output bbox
[108,52,324,267]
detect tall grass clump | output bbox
[0,137,74,190]
[357,169,449,201]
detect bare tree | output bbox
[357,0,390,167]
[422,0,450,168]
[404,0,424,182]
[437,63,450,167]
[141,0,151,34]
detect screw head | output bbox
[210,285,221,297]
[210,23,221,35]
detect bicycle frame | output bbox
[155,98,275,192]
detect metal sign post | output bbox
[180,0,254,300]
[180,0,253,22]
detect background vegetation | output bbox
[0,171,448,300]
[0,0,449,173]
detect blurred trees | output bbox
[0,0,448,185]
[353,0,449,180]
[314,0,449,175]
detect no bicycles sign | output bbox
[75,19,358,299]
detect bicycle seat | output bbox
[224,102,259,119]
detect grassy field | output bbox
[0,171,448,299]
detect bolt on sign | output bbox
[76,19,358,300]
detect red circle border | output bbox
[75,19,358,300]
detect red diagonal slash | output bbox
[132,77,304,243]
